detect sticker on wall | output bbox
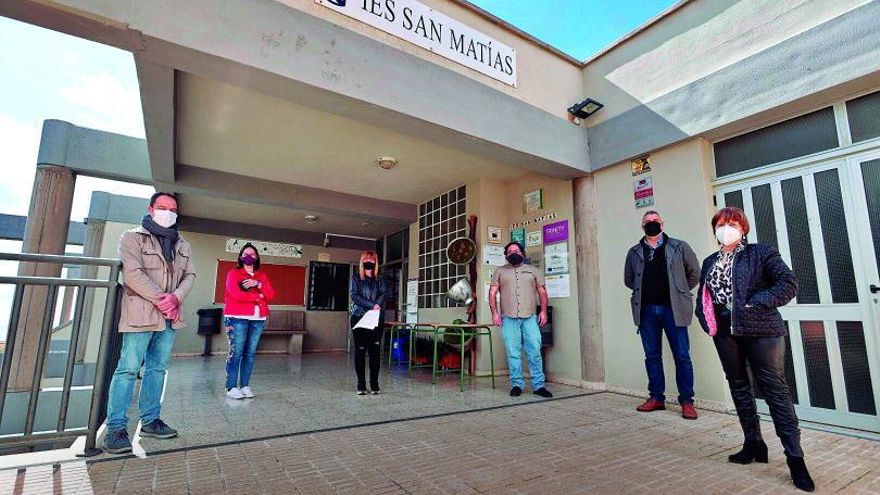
[542,220,569,244]
[631,154,651,176]
[522,189,543,214]
[526,230,542,248]
[487,226,502,244]
[318,253,331,262]
[226,238,303,258]
[510,228,525,245]
[633,176,655,209]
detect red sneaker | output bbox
[681,403,698,420]
[636,398,666,412]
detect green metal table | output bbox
[408,322,495,391]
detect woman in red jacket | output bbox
[223,243,276,400]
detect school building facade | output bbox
[1,0,879,434]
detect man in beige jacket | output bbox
[103,192,196,454]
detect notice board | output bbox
[214,260,306,306]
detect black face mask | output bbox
[363,262,376,271]
[506,253,524,265]
[643,221,662,237]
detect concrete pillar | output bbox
[75,219,105,363]
[573,175,605,384]
[9,165,75,390]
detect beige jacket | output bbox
[118,226,196,332]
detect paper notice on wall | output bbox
[544,242,569,275]
[406,279,418,314]
[545,274,570,298]
[484,282,501,304]
[483,245,506,266]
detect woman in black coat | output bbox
[695,207,814,492]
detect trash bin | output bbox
[538,305,553,347]
[197,307,223,356]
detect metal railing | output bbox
[0,253,122,456]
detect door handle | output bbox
[871,284,880,294]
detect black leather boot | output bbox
[786,455,815,492]
[728,439,768,464]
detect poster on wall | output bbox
[631,155,651,176]
[510,228,525,245]
[483,245,507,266]
[544,242,569,275]
[633,176,655,209]
[545,274,570,298]
[487,226,502,244]
[522,189,543,214]
[526,230,542,248]
[542,220,569,244]
[226,238,303,258]
[526,252,542,271]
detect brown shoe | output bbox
[636,398,666,412]
[681,403,698,420]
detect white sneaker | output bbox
[225,387,244,400]
[240,386,255,398]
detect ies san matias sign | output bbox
[317,0,517,86]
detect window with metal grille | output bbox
[846,90,880,143]
[418,186,467,309]
[714,107,839,177]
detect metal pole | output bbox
[57,285,88,432]
[23,285,58,436]
[0,284,25,430]
[81,265,120,457]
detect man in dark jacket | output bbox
[624,211,701,419]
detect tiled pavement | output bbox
[2,392,879,494]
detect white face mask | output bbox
[152,209,177,228]
[715,225,742,246]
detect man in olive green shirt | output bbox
[489,242,552,398]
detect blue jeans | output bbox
[224,317,265,389]
[639,305,695,404]
[106,322,176,431]
[501,315,545,390]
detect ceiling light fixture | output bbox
[377,156,397,170]
[361,221,373,227]
[305,215,319,223]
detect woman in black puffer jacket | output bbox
[695,207,814,492]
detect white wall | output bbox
[593,138,728,405]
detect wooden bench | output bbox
[262,310,307,355]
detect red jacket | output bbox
[223,267,276,318]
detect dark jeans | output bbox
[350,316,383,390]
[638,305,695,404]
[713,305,803,457]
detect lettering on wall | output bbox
[316,0,517,86]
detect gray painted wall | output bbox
[584,1,880,170]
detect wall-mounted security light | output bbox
[567,98,604,124]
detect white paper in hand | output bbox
[354,309,381,330]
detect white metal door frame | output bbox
[715,153,880,432]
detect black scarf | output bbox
[141,214,179,263]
